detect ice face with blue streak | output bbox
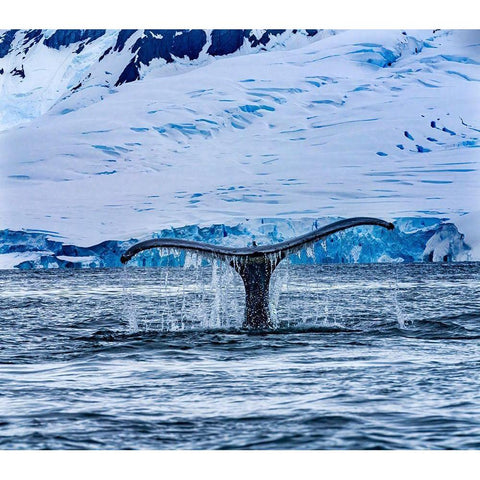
[0,217,472,269]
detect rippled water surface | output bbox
[1,263,479,449]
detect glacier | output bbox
[0,217,472,269]
[0,29,479,268]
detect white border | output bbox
[1,0,479,28]
[1,451,480,479]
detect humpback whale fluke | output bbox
[120,217,394,329]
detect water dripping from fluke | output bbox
[121,264,139,333]
[392,263,413,330]
[120,217,394,330]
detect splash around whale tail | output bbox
[120,217,394,328]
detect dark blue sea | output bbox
[0,262,479,449]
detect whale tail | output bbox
[120,217,394,328]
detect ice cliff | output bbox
[0,217,472,269]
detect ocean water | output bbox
[0,262,479,449]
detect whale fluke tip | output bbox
[387,222,395,230]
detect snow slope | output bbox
[0,29,324,130]
[0,29,479,267]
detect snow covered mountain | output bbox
[0,29,324,129]
[0,29,479,268]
